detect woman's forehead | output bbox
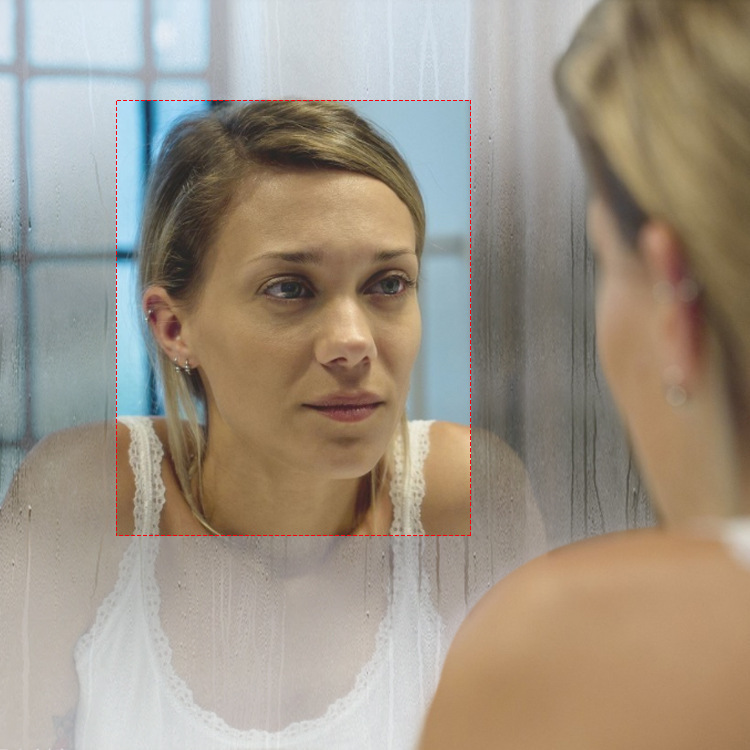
[212,169,418,261]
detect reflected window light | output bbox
[27,77,143,254]
[0,0,15,65]
[151,99,210,161]
[0,264,23,443]
[116,261,150,417]
[153,0,209,73]
[0,447,23,505]
[420,250,471,425]
[150,78,210,101]
[27,0,144,70]
[117,100,146,251]
[0,75,18,256]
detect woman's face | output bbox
[181,168,421,480]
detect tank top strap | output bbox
[117,417,167,535]
[389,420,434,535]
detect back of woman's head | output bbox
[555,0,750,430]
[137,101,425,526]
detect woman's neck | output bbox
[195,435,386,536]
[657,382,750,527]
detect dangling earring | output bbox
[173,356,192,375]
[663,364,688,407]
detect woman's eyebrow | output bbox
[249,249,416,265]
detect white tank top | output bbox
[74,417,443,749]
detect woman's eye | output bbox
[368,275,414,296]
[263,279,313,300]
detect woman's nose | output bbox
[314,297,377,368]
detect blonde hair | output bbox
[555,0,750,435]
[138,101,424,533]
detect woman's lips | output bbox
[309,404,382,422]
[304,402,383,423]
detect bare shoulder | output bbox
[420,423,538,538]
[1,421,125,582]
[4,421,116,521]
[470,425,528,491]
[420,530,750,749]
[462,426,547,572]
[421,421,470,534]
[1,421,126,748]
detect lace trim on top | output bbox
[73,417,163,663]
[120,415,167,535]
[79,416,436,744]
[155,578,394,742]
[389,420,433,535]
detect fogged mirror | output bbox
[115,99,471,427]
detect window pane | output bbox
[0,263,24,441]
[150,78,210,102]
[0,446,23,507]
[420,250,470,424]
[27,76,143,253]
[352,101,470,238]
[116,99,145,251]
[0,75,18,257]
[151,98,209,162]
[0,0,15,65]
[30,260,115,438]
[116,260,149,416]
[153,0,209,73]
[27,0,143,70]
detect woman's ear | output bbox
[638,221,704,394]
[142,286,198,368]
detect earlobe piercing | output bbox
[173,356,192,375]
[665,383,688,408]
[653,278,700,304]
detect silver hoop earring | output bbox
[665,384,688,408]
[173,356,192,375]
